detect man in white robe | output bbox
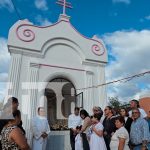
[32,107,50,150]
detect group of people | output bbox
[68,100,150,150]
[0,97,50,150]
[0,97,150,150]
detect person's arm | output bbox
[140,109,147,118]
[92,126,103,137]
[42,120,51,139]
[46,120,51,135]
[18,121,26,135]
[118,138,125,150]
[142,120,149,148]
[31,118,42,139]
[80,117,91,133]
[68,115,76,133]
[68,115,72,129]
[9,128,30,150]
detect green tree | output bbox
[108,97,122,110]
[108,97,130,114]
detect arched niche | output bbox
[45,77,76,130]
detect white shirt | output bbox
[110,126,130,150]
[129,108,147,118]
[68,114,82,129]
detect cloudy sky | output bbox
[0,0,150,102]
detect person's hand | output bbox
[41,132,48,139]
[103,131,107,136]
[141,146,148,150]
[92,125,96,132]
[72,129,77,135]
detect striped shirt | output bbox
[130,117,150,145]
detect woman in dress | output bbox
[1,110,30,150]
[119,108,133,134]
[90,114,107,150]
[80,109,91,150]
[75,125,83,150]
[110,116,130,150]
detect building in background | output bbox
[140,94,150,114]
[6,11,108,149]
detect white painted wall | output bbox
[7,14,108,148]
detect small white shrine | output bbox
[6,1,108,149]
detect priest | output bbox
[31,107,50,150]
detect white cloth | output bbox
[32,116,51,150]
[129,108,147,118]
[75,134,83,150]
[68,114,82,129]
[110,126,130,150]
[90,122,107,150]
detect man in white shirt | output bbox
[68,107,82,150]
[32,107,50,150]
[128,99,147,118]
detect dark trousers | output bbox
[0,141,2,150]
[81,133,90,150]
[104,136,111,150]
[70,129,75,150]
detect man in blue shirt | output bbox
[130,108,150,150]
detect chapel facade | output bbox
[7,13,108,149]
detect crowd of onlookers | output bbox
[68,100,150,150]
[0,97,150,150]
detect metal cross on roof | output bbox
[56,0,73,15]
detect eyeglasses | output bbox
[120,110,125,112]
[132,111,139,114]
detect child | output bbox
[90,114,107,150]
[75,125,83,150]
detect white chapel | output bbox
[6,5,108,149]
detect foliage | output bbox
[108,97,130,110]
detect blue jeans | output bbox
[133,143,150,150]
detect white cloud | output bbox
[145,15,150,20]
[0,38,10,78]
[140,15,150,22]
[0,38,10,101]
[112,0,131,4]
[0,0,14,12]
[35,15,52,26]
[35,0,48,11]
[0,82,7,101]
[102,30,150,101]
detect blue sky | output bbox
[1,0,150,37]
[1,0,150,102]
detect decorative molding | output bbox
[15,19,105,49]
[16,24,35,42]
[92,44,105,56]
[37,63,86,72]
[7,54,22,97]
[82,60,106,67]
